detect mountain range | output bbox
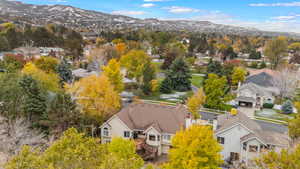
[0,0,299,37]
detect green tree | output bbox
[0,73,25,117]
[204,74,227,110]
[166,57,191,92]
[281,100,294,114]
[141,61,156,95]
[163,125,223,169]
[19,75,46,120]
[42,93,81,134]
[264,36,288,69]
[57,59,73,84]
[0,35,10,51]
[160,78,172,94]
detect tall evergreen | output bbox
[57,59,73,84]
[19,75,46,120]
[166,57,191,92]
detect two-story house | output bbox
[214,112,289,165]
[100,102,190,156]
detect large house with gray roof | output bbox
[236,72,280,108]
[100,102,190,156]
[214,112,289,165]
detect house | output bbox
[214,112,289,165]
[236,83,277,108]
[236,71,280,108]
[72,68,97,79]
[100,102,190,156]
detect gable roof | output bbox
[116,103,188,134]
[216,112,261,133]
[248,68,278,77]
[245,72,274,87]
[216,112,289,146]
[238,82,272,97]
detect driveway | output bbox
[238,107,256,118]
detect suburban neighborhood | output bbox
[1,0,300,169]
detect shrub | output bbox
[263,103,274,109]
[160,78,172,94]
[281,100,293,114]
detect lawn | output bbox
[191,74,204,88]
[255,109,296,122]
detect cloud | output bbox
[271,15,297,20]
[111,10,146,16]
[141,3,155,8]
[249,2,300,7]
[164,6,201,13]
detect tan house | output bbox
[100,102,190,156]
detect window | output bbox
[217,137,225,144]
[243,142,247,151]
[149,135,156,141]
[249,145,258,152]
[124,131,130,138]
[157,135,160,141]
[163,135,171,141]
[103,127,109,137]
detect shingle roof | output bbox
[240,131,289,146]
[245,72,274,87]
[116,103,188,134]
[217,112,289,146]
[238,82,272,97]
[216,112,261,133]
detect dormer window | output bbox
[103,127,109,137]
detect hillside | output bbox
[0,0,299,37]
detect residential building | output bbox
[214,112,289,165]
[100,102,190,156]
[236,71,280,108]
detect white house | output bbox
[214,112,289,165]
[100,102,190,156]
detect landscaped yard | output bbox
[255,109,296,122]
[191,74,204,88]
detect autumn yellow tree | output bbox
[120,50,151,82]
[5,129,144,169]
[103,59,124,93]
[264,36,288,69]
[66,74,121,122]
[231,67,246,86]
[115,42,127,56]
[187,89,206,119]
[34,56,59,73]
[255,145,300,169]
[101,138,144,169]
[163,125,223,169]
[22,62,61,92]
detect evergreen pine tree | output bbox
[57,59,73,84]
[19,75,46,120]
[282,100,293,114]
[166,57,191,92]
[160,78,172,94]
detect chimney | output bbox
[212,119,218,131]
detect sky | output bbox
[17,0,300,33]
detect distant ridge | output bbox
[0,0,299,37]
